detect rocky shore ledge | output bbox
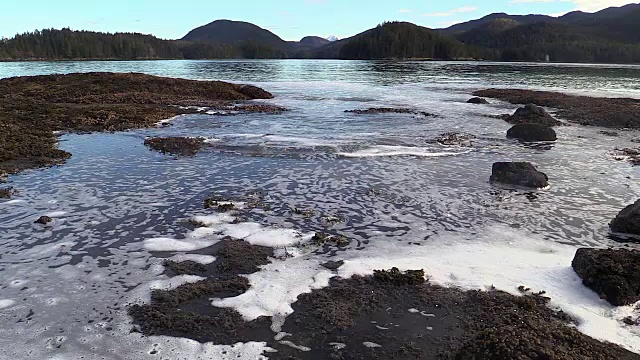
[130,238,639,360]
[0,72,276,175]
[474,88,640,129]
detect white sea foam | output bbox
[143,237,219,252]
[337,146,471,158]
[211,255,333,322]
[192,214,313,248]
[0,299,15,309]
[167,254,217,265]
[45,211,67,217]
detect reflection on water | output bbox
[2,60,640,96]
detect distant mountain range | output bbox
[1,4,639,63]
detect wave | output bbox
[337,145,471,158]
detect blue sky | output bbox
[0,0,636,41]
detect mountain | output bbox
[313,22,482,60]
[451,4,640,63]
[182,20,286,48]
[299,36,330,48]
[440,13,555,35]
[326,35,339,42]
[3,5,640,63]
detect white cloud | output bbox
[423,6,478,17]
[564,0,637,11]
[510,0,637,12]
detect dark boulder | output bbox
[610,200,640,235]
[507,104,563,126]
[507,124,557,142]
[467,97,489,104]
[34,216,53,225]
[572,248,640,306]
[490,162,549,188]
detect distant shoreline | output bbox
[3,58,640,66]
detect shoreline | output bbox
[1,70,639,358]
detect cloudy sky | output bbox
[0,0,637,40]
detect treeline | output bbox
[316,22,485,60]
[0,29,285,60]
[3,22,640,63]
[457,21,640,63]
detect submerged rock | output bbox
[345,108,435,117]
[434,132,475,146]
[507,123,557,142]
[610,200,640,235]
[572,248,640,306]
[613,148,640,166]
[506,104,563,126]
[0,186,17,199]
[144,137,205,157]
[490,162,549,188]
[467,97,489,104]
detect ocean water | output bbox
[1,60,640,358]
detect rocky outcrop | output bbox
[144,137,206,157]
[467,97,489,104]
[507,123,557,141]
[506,104,563,126]
[474,88,640,129]
[572,248,640,306]
[0,72,274,175]
[490,162,549,188]
[610,200,640,235]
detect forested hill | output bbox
[313,22,483,60]
[0,28,283,60]
[2,3,640,63]
[451,5,640,63]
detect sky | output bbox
[0,0,637,41]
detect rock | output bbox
[507,123,557,142]
[506,104,563,126]
[572,248,640,306]
[600,130,619,137]
[467,97,489,104]
[34,216,53,225]
[610,200,640,235]
[345,108,436,117]
[474,88,640,129]
[143,137,205,157]
[237,85,274,99]
[613,148,640,166]
[490,162,549,188]
[0,186,17,199]
[434,132,475,146]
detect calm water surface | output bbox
[0,60,639,358]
